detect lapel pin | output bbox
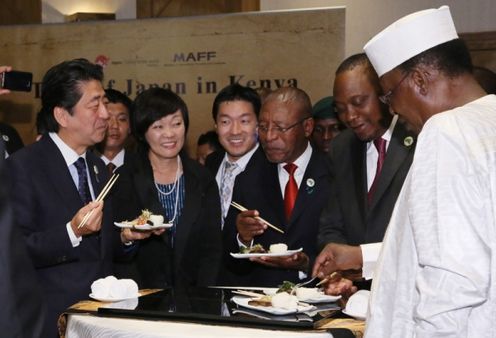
[93,165,100,183]
[305,178,315,194]
[2,135,9,142]
[306,178,315,188]
[403,136,414,147]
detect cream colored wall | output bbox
[261,0,496,55]
[42,0,136,23]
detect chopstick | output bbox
[77,173,119,229]
[230,201,284,234]
[316,272,339,287]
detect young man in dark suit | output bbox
[313,54,416,292]
[229,86,332,286]
[6,59,140,337]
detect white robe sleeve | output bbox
[410,119,491,337]
[360,242,382,280]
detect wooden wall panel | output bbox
[137,0,259,18]
[0,0,41,25]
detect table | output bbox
[66,314,334,338]
[61,289,364,338]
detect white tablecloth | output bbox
[66,314,334,338]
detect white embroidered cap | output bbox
[363,6,458,77]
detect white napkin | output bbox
[91,276,138,299]
[345,289,370,318]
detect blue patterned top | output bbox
[156,175,185,246]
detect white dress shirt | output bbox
[101,149,125,170]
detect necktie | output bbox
[283,163,298,222]
[74,157,92,205]
[219,161,238,226]
[368,137,387,204]
[107,162,116,176]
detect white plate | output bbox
[114,221,173,230]
[262,288,341,304]
[231,296,315,315]
[89,293,140,303]
[342,309,366,321]
[230,248,303,259]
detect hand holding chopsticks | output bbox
[77,173,119,229]
[230,201,284,234]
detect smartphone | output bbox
[1,70,33,92]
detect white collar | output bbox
[49,132,87,167]
[101,149,125,167]
[222,143,259,170]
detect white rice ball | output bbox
[271,292,298,310]
[269,243,288,254]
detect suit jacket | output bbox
[0,122,24,156]
[318,122,416,248]
[224,147,332,287]
[6,135,119,337]
[204,149,225,176]
[112,152,222,289]
[0,140,44,337]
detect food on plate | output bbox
[240,244,266,254]
[295,287,321,300]
[248,295,272,307]
[269,243,288,254]
[277,281,296,294]
[125,209,165,226]
[270,292,298,310]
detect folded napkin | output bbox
[91,276,139,299]
[345,289,370,318]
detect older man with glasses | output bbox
[223,86,332,287]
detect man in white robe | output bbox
[363,6,496,337]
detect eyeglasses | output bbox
[379,72,410,105]
[258,117,310,135]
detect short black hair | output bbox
[336,53,382,93]
[197,130,222,151]
[132,87,189,149]
[211,84,261,121]
[105,88,133,114]
[398,39,473,78]
[39,58,103,133]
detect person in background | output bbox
[0,121,24,157]
[363,6,496,337]
[229,86,331,286]
[6,59,141,337]
[112,87,222,288]
[312,54,416,293]
[0,64,44,337]
[96,88,134,175]
[196,130,222,165]
[310,96,344,154]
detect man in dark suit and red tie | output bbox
[6,59,143,337]
[313,53,416,293]
[227,86,332,287]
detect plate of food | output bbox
[89,293,140,303]
[114,209,173,230]
[230,243,302,259]
[263,282,341,304]
[232,292,315,315]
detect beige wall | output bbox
[261,0,496,55]
[0,9,344,152]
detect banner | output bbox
[0,8,345,153]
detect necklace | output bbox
[154,156,182,223]
[154,156,181,196]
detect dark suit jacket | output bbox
[0,122,24,156]
[0,140,44,337]
[6,135,120,337]
[224,147,332,287]
[112,152,222,289]
[204,149,225,176]
[318,122,416,248]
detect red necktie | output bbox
[284,163,298,221]
[368,137,387,204]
